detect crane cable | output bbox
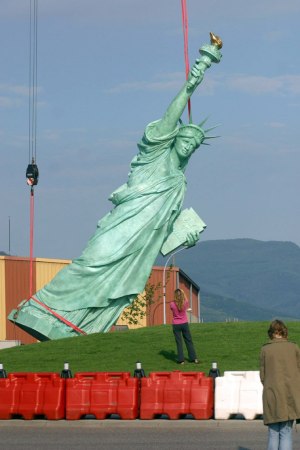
[13,0,39,339]
[27,0,39,298]
[28,0,38,167]
[15,1,86,336]
[14,0,39,326]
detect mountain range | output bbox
[2,239,300,323]
[157,238,300,322]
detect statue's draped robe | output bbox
[9,121,187,340]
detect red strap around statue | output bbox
[30,295,87,335]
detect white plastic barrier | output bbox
[214,371,263,420]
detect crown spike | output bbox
[198,116,210,128]
[204,124,220,134]
[204,135,220,140]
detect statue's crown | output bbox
[178,118,219,147]
[177,123,205,141]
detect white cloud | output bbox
[104,73,182,94]
[0,84,44,109]
[0,83,31,96]
[227,75,281,94]
[263,30,285,44]
[40,128,87,142]
[0,84,44,96]
[267,122,286,128]
[42,130,61,141]
[0,96,22,108]
[105,72,219,95]
[105,72,300,97]
[283,76,300,95]
[227,75,300,96]
[96,137,136,151]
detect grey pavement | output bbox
[1,419,300,450]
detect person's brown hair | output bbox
[174,289,185,311]
[268,319,288,339]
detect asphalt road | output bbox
[1,419,300,450]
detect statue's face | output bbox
[174,136,198,161]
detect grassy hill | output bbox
[1,322,300,376]
[157,239,300,320]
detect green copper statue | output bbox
[9,33,223,340]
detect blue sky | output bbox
[0,0,299,259]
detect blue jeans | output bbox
[267,421,293,450]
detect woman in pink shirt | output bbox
[170,288,199,365]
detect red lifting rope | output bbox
[30,296,87,335]
[29,186,35,297]
[181,0,191,121]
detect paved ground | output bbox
[1,419,300,450]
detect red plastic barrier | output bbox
[66,372,138,420]
[140,371,214,420]
[0,372,66,420]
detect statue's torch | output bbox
[187,32,223,89]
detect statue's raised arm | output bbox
[154,32,223,138]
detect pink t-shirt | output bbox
[170,300,188,324]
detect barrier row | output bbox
[0,368,263,421]
[0,370,213,420]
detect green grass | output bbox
[1,322,300,376]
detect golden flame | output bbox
[210,32,223,49]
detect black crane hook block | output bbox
[26,162,39,186]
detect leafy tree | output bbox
[121,267,172,326]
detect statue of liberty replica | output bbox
[9,33,223,340]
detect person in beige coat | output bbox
[260,320,300,450]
